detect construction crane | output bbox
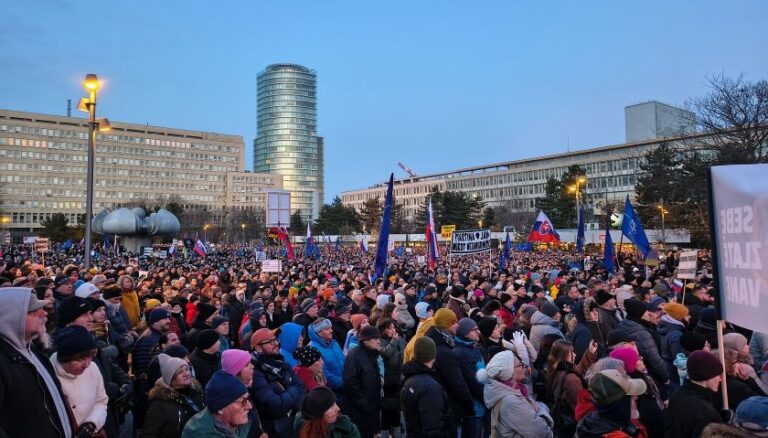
[397,161,418,178]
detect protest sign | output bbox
[441,225,456,239]
[450,229,491,254]
[677,250,698,279]
[262,260,282,273]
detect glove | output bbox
[512,331,525,346]
[76,422,96,438]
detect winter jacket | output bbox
[400,361,451,438]
[453,336,486,417]
[749,331,768,369]
[51,353,109,431]
[664,380,722,438]
[308,324,345,392]
[133,328,163,376]
[426,326,475,419]
[681,294,708,328]
[658,315,686,384]
[717,374,767,411]
[550,351,596,414]
[446,296,467,321]
[250,352,305,437]
[292,365,324,391]
[570,300,606,363]
[331,317,352,350]
[122,290,141,328]
[222,296,245,348]
[628,372,665,438]
[342,343,382,437]
[294,413,361,438]
[379,334,405,394]
[278,322,304,370]
[615,319,669,384]
[181,408,250,438]
[189,349,221,387]
[483,378,553,438]
[529,311,565,351]
[576,412,648,438]
[140,380,205,438]
[597,307,621,337]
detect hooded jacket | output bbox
[249,352,305,437]
[0,288,73,438]
[570,299,606,363]
[616,318,669,384]
[483,378,553,438]
[400,361,451,438]
[529,311,565,352]
[140,379,205,438]
[181,408,250,438]
[426,326,475,419]
[342,342,382,437]
[308,323,345,392]
[657,315,686,362]
[277,322,304,369]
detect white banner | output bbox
[262,259,282,273]
[677,250,698,279]
[450,229,491,254]
[710,164,768,333]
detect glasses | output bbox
[236,395,251,408]
[259,338,278,346]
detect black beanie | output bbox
[196,329,219,350]
[302,387,336,419]
[58,297,91,328]
[478,316,497,339]
[540,300,560,318]
[623,299,647,320]
[687,351,723,381]
[680,332,707,353]
[595,290,616,306]
[56,325,97,359]
[499,293,513,305]
[196,303,217,322]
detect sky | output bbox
[2,1,767,202]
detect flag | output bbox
[277,226,295,260]
[182,245,189,258]
[604,224,616,274]
[335,236,340,252]
[360,235,369,254]
[514,242,533,252]
[622,195,652,258]
[103,234,111,250]
[500,232,511,268]
[425,198,439,269]
[527,211,561,243]
[576,203,586,254]
[306,224,319,259]
[375,173,394,279]
[168,239,176,256]
[394,245,405,257]
[194,239,207,257]
[62,239,73,251]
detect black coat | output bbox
[332,317,352,350]
[222,297,245,347]
[664,380,722,438]
[400,361,451,438]
[426,327,475,419]
[0,337,72,437]
[139,382,205,438]
[188,349,221,387]
[342,343,382,437]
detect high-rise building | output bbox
[254,63,323,223]
[625,101,695,143]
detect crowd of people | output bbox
[1,242,767,438]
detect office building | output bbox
[0,109,282,236]
[625,101,695,143]
[254,63,323,222]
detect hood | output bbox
[148,378,203,402]
[618,319,644,335]
[573,300,587,323]
[483,378,521,408]
[530,311,558,327]
[0,287,34,350]
[278,322,303,352]
[657,317,685,335]
[402,360,434,378]
[575,411,620,437]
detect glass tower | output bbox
[254,63,323,223]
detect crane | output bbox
[397,161,418,178]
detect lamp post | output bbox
[241,223,246,244]
[78,74,110,270]
[657,202,669,246]
[203,224,210,242]
[568,176,587,226]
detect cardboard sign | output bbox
[441,225,456,239]
[262,260,282,273]
[677,250,698,279]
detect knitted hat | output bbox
[158,353,187,386]
[221,349,251,376]
[433,308,458,330]
[623,299,647,320]
[663,302,689,322]
[211,316,229,330]
[149,308,171,325]
[102,284,122,300]
[522,305,538,319]
[350,314,367,331]
[196,303,217,322]
[54,274,70,287]
[457,317,478,338]
[485,350,516,381]
[415,302,430,319]
[358,325,381,341]
[293,345,321,367]
[335,298,352,315]
[165,344,190,359]
[680,332,707,353]
[647,296,666,313]
[477,317,497,339]
[734,396,768,432]
[57,297,91,328]
[687,351,724,381]
[376,294,390,309]
[607,329,637,347]
[56,325,97,359]
[74,283,100,299]
[413,336,437,363]
[540,300,560,318]
[144,298,162,310]
[205,370,248,413]
[723,333,749,353]
[85,297,106,312]
[595,290,616,306]
[589,369,647,406]
[300,298,317,314]
[302,386,336,419]
[312,318,332,332]
[609,347,640,373]
[196,329,219,350]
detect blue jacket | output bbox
[278,322,304,369]
[250,352,305,437]
[308,323,346,392]
[453,336,486,417]
[133,328,161,375]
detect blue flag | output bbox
[335,236,340,252]
[604,222,616,274]
[374,173,394,279]
[394,245,405,257]
[514,242,533,252]
[621,195,652,258]
[500,232,511,268]
[576,203,586,254]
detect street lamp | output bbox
[657,203,669,246]
[241,223,246,244]
[203,224,210,242]
[568,176,587,226]
[78,73,110,270]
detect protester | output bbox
[295,386,360,438]
[182,370,252,437]
[342,325,383,438]
[401,336,451,437]
[377,317,406,436]
[665,350,726,438]
[293,345,326,390]
[309,317,345,393]
[575,369,648,438]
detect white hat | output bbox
[75,282,100,299]
[484,350,516,382]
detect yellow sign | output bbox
[440,225,456,239]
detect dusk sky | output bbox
[2,1,767,202]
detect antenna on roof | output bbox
[67,99,71,117]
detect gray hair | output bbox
[584,357,626,383]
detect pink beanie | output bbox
[221,349,251,376]
[609,347,639,373]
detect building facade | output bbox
[0,109,281,236]
[254,63,323,222]
[625,101,695,143]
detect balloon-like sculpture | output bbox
[92,207,181,236]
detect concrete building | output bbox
[625,101,695,143]
[254,63,324,222]
[0,109,281,236]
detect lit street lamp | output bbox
[78,74,110,270]
[568,176,587,225]
[657,202,669,246]
[241,223,246,244]
[203,223,210,242]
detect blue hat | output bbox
[149,308,170,325]
[56,325,97,359]
[206,370,248,412]
[415,302,430,319]
[735,396,768,432]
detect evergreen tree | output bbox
[358,197,382,234]
[534,164,586,228]
[315,197,360,234]
[290,211,305,233]
[40,213,73,242]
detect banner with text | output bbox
[710,165,768,333]
[450,229,491,254]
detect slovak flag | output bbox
[425,198,439,269]
[360,235,369,254]
[527,210,561,243]
[277,226,296,260]
[193,239,207,257]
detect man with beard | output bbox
[595,287,622,335]
[0,288,74,437]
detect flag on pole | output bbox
[500,231,511,269]
[604,224,616,274]
[168,239,176,256]
[360,235,369,254]
[527,211,561,243]
[621,195,652,258]
[425,198,439,269]
[277,226,295,260]
[576,203,586,254]
[194,239,207,257]
[335,236,341,252]
[374,173,394,279]
[306,224,320,259]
